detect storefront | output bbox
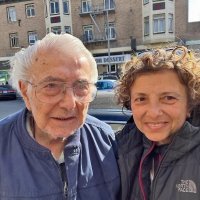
[94,54,131,76]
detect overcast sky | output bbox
[188,0,200,22]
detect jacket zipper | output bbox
[51,155,68,200]
[139,142,155,200]
[150,136,177,200]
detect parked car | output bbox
[98,74,119,80]
[88,108,132,132]
[96,80,117,91]
[0,84,17,100]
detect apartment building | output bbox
[70,0,200,75]
[0,0,46,57]
[175,0,200,48]
[70,0,139,75]
[0,0,199,79]
[0,0,46,82]
[44,0,73,34]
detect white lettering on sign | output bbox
[94,54,131,65]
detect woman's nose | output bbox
[146,101,163,117]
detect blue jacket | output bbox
[0,108,120,200]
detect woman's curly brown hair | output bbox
[115,46,200,111]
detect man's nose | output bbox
[59,87,76,109]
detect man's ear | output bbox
[19,80,31,111]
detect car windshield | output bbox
[96,81,116,90]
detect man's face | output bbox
[130,70,189,145]
[20,50,92,140]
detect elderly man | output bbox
[0,33,120,199]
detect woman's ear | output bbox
[19,80,31,111]
[187,111,191,118]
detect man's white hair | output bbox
[9,33,98,95]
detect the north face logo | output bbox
[176,180,197,193]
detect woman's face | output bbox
[130,70,189,145]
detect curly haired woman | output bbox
[116,46,200,200]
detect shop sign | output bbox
[94,54,131,65]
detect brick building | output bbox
[0,0,46,57]
[0,0,199,78]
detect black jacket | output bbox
[117,118,200,200]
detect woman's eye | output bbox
[162,96,177,103]
[134,97,146,103]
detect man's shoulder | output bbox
[0,109,25,136]
[85,114,113,132]
[80,114,115,141]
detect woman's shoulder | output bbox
[116,117,143,150]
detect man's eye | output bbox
[42,82,59,89]
[40,82,60,90]
[74,81,89,89]
[76,83,89,91]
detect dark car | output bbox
[88,108,132,132]
[0,85,17,100]
[98,75,119,80]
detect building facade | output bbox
[0,0,199,79]
[0,0,46,57]
[0,0,46,82]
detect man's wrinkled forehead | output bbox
[32,48,88,68]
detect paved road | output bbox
[0,91,120,120]
[0,98,25,120]
[90,90,119,109]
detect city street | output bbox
[0,98,25,120]
[0,91,120,120]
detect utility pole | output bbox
[106,9,111,74]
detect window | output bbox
[64,26,71,34]
[82,1,91,13]
[26,4,35,17]
[28,32,38,45]
[7,7,17,22]
[168,13,173,32]
[144,16,149,36]
[143,0,149,4]
[108,64,117,73]
[50,16,61,23]
[83,26,93,42]
[104,0,115,10]
[63,0,69,14]
[105,23,116,40]
[153,14,165,34]
[50,0,59,15]
[9,33,19,48]
[153,2,165,10]
[51,26,61,34]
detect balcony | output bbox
[81,33,106,44]
[81,33,116,44]
[80,4,115,16]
